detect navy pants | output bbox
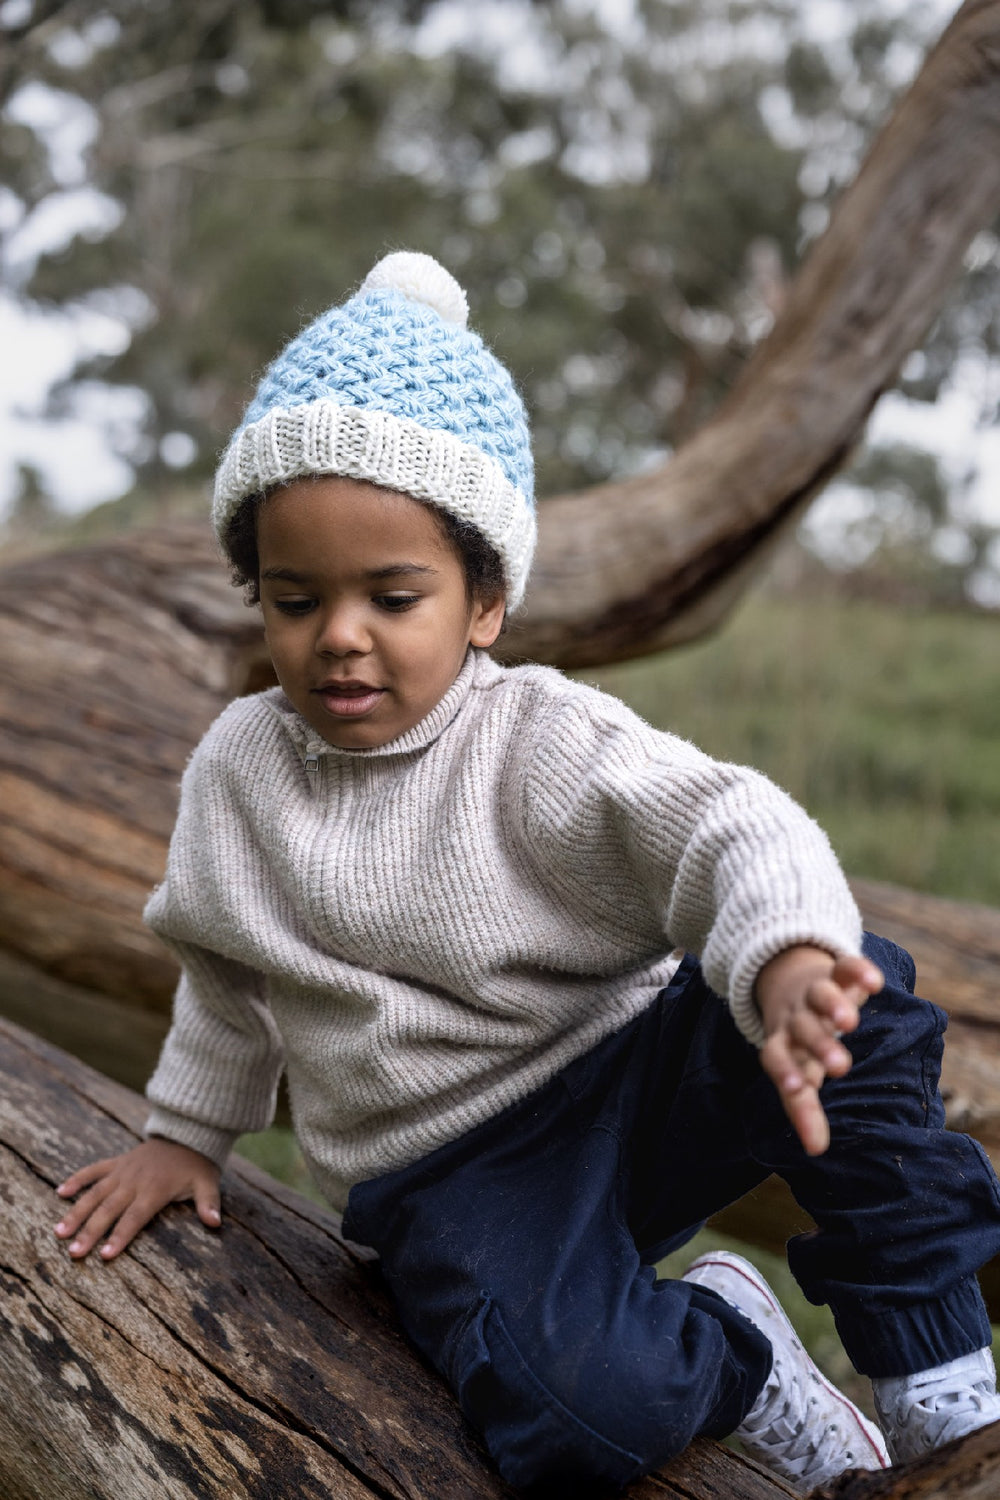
[343,936,1000,1492]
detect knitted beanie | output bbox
[213,251,536,609]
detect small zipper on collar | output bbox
[302,746,323,794]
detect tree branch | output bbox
[499,0,1000,667]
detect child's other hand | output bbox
[54,1138,221,1262]
[755,946,884,1157]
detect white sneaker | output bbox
[683,1250,889,1490]
[873,1347,1000,1463]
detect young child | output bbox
[55,252,1000,1494]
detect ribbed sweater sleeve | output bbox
[143,945,283,1167]
[517,689,862,1044]
[143,715,286,1167]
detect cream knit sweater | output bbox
[144,648,862,1211]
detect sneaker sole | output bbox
[685,1251,890,1471]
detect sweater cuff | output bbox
[723,918,863,1048]
[144,1106,239,1172]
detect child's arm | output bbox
[755,945,885,1156]
[54,1137,221,1261]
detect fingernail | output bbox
[68,1241,82,1254]
[55,1221,66,1235]
[100,1244,114,1258]
[785,1072,802,1092]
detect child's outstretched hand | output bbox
[755,945,884,1156]
[54,1138,221,1261]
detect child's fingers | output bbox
[54,1176,118,1241]
[781,1078,831,1156]
[760,1029,821,1099]
[760,1032,831,1154]
[195,1184,222,1230]
[834,954,884,990]
[62,1188,134,1259]
[831,956,884,1008]
[800,976,862,1037]
[784,1003,853,1075]
[56,1157,116,1197]
[98,1200,166,1261]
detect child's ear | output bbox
[469,592,506,649]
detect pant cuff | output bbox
[834,1276,993,1377]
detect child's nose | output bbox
[315,603,371,655]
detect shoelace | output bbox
[891,1353,999,1452]
[739,1365,864,1479]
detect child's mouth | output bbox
[316,683,385,718]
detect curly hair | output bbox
[221,484,508,618]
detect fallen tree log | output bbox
[4,876,998,1325]
[817,1420,1000,1499]
[2,524,1000,1311]
[3,524,1000,1324]
[2,1015,997,1500]
[511,0,1000,665]
[0,1015,798,1500]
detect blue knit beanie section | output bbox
[243,288,534,507]
[213,252,536,608]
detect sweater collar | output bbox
[266,646,484,762]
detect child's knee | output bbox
[448,1294,648,1489]
[448,1290,751,1489]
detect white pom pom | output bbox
[361,251,469,326]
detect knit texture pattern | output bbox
[144,650,863,1211]
[213,254,536,608]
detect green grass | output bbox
[234,1122,327,1206]
[574,595,1000,906]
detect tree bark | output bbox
[0,525,251,1007]
[0,1015,800,1500]
[504,0,1000,666]
[814,1420,1000,1498]
[2,1016,997,1500]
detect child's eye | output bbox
[377,593,421,612]
[273,597,316,616]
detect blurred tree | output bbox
[2,0,998,600]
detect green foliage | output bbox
[235,1122,328,1205]
[0,5,885,480]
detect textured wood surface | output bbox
[3,1016,998,1499]
[0,1016,802,1500]
[815,1419,1000,1498]
[0,525,252,1006]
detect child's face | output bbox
[257,476,505,750]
